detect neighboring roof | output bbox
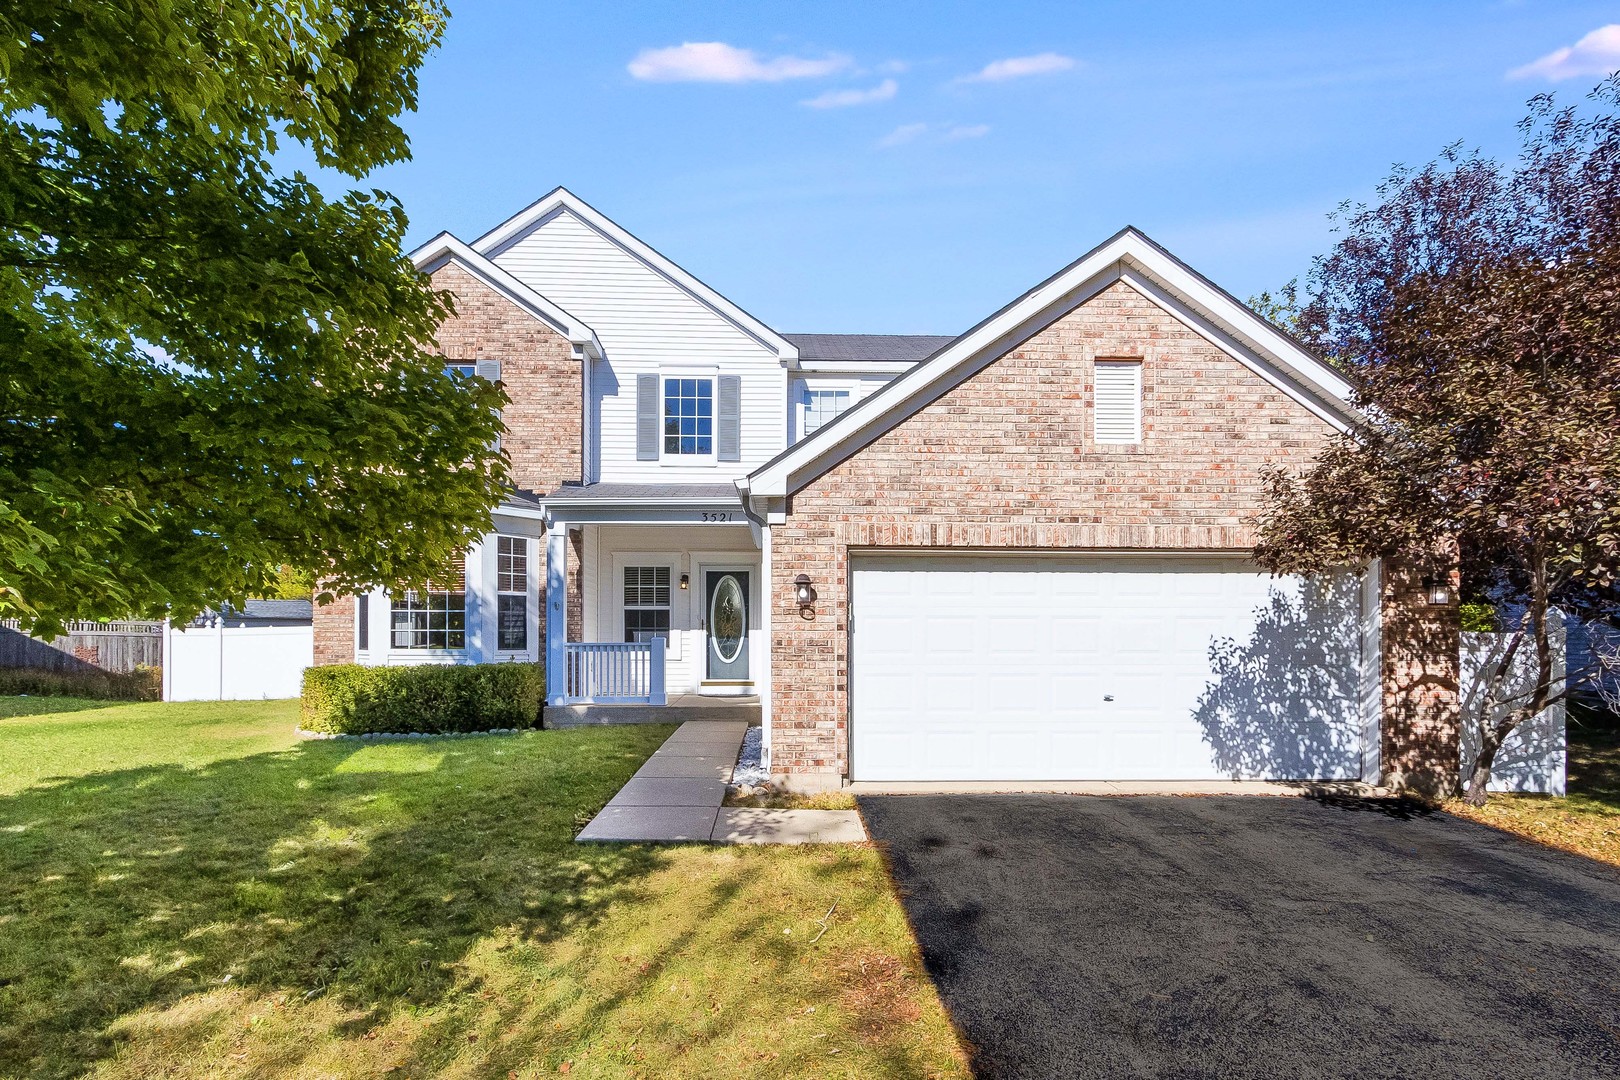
[742,226,1359,502]
[194,599,313,626]
[472,187,798,360]
[408,232,603,357]
[545,482,741,503]
[784,334,956,363]
[241,599,313,621]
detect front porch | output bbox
[541,483,768,715]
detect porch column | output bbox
[545,519,568,706]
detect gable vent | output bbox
[1093,360,1142,444]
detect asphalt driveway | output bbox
[859,794,1620,1080]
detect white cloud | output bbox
[1509,24,1620,81]
[876,122,990,147]
[803,78,898,108]
[628,42,849,83]
[877,122,929,148]
[958,52,1077,83]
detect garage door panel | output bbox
[851,558,1365,782]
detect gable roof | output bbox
[472,187,797,360]
[784,333,956,363]
[741,226,1358,501]
[409,232,603,357]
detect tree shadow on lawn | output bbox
[0,727,672,1077]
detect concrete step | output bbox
[544,694,760,728]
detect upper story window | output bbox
[444,362,478,379]
[663,377,713,457]
[1093,360,1143,445]
[802,387,852,437]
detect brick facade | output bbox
[312,592,355,666]
[768,280,1458,790]
[1379,561,1462,795]
[310,259,583,666]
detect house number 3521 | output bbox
[700,511,735,523]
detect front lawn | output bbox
[1446,713,1620,868]
[0,698,966,1079]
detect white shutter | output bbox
[1093,361,1142,444]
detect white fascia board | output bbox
[1113,246,1355,409]
[744,227,1361,502]
[470,188,798,361]
[410,232,604,359]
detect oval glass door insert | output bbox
[709,574,745,664]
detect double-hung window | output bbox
[496,536,529,652]
[390,567,467,650]
[623,566,672,643]
[663,377,713,457]
[802,387,851,438]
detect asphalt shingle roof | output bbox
[784,333,955,363]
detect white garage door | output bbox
[850,556,1373,782]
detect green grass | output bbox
[1447,714,1620,867]
[0,698,966,1079]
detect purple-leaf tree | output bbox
[1255,79,1620,805]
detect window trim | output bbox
[495,535,530,654]
[622,564,674,644]
[389,585,468,652]
[798,382,855,441]
[658,371,718,465]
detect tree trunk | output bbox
[1464,731,1503,806]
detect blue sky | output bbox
[356,2,1620,333]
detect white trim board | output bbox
[471,188,797,361]
[741,227,1359,502]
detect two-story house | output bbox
[312,188,1463,795]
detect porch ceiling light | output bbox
[1422,575,1454,606]
[679,573,690,590]
[794,573,816,610]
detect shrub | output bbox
[0,664,162,701]
[300,662,543,735]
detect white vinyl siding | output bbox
[1093,360,1142,444]
[487,208,787,482]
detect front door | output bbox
[704,570,750,681]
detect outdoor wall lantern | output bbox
[679,573,690,591]
[1422,575,1454,606]
[794,574,817,611]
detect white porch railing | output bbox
[562,638,667,705]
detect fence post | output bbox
[648,636,667,706]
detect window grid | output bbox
[497,537,529,652]
[624,566,672,644]
[390,588,466,650]
[663,377,713,456]
[497,536,528,594]
[803,388,851,436]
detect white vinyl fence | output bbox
[1459,626,1566,796]
[163,619,313,701]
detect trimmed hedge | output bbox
[0,664,162,702]
[300,662,543,735]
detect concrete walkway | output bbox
[576,720,867,845]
